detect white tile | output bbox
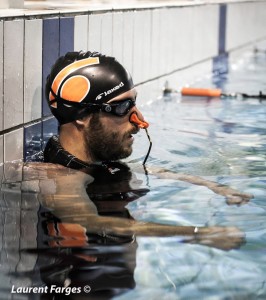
[174,7,194,70]
[132,11,141,84]
[192,5,219,64]
[227,2,266,52]
[4,128,23,162]
[132,10,151,84]
[0,21,3,132]
[171,7,192,72]
[168,8,177,72]
[88,13,102,53]
[24,19,42,123]
[1,0,23,9]
[0,0,9,9]
[133,11,144,83]
[4,20,24,129]
[74,15,89,52]
[226,3,246,51]
[255,2,266,39]
[141,10,151,82]
[150,9,161,79]
[0,135,3,165]
[167,8,178,74]
[101,12,113,56]
[112,12,123,64]
[122,11,134,77]
[158,8,169,76]
[161,8,170,75]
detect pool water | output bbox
[123,49,266,299]
[0,48,266,300]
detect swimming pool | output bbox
[123,49,266,299]
[0,48,265,299]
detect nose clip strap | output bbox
[129,112,149,129]
[129,112,152,166]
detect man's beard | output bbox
[84,113,134,162]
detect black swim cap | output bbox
[46,51,134,124]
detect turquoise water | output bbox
[0,49,265,300]
[122,49,266,299]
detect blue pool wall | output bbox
[0,1,266,165]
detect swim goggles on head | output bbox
[100,99,136,116]
[50,96,136,117]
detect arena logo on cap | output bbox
[96,82,124,101]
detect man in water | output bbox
[43,50,251,248]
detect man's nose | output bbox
[133,106,145,121]
[129,106,149,129]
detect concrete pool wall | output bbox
[0,0,266,164]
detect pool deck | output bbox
[0,0,264,17]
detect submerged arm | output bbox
[37,165,244,251]
[146,166,253,205]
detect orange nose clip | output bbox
[129,112,149,129]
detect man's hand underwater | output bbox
[210,184,253,205]
[190,226,245,251]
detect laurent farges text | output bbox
[11,285,86,295]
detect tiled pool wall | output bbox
[0,1,266,164]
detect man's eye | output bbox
[117,102,130,111]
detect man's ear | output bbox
[75,115,91,127]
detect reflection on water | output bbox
[0,162,141,299]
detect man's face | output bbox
[83,88,144,162]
